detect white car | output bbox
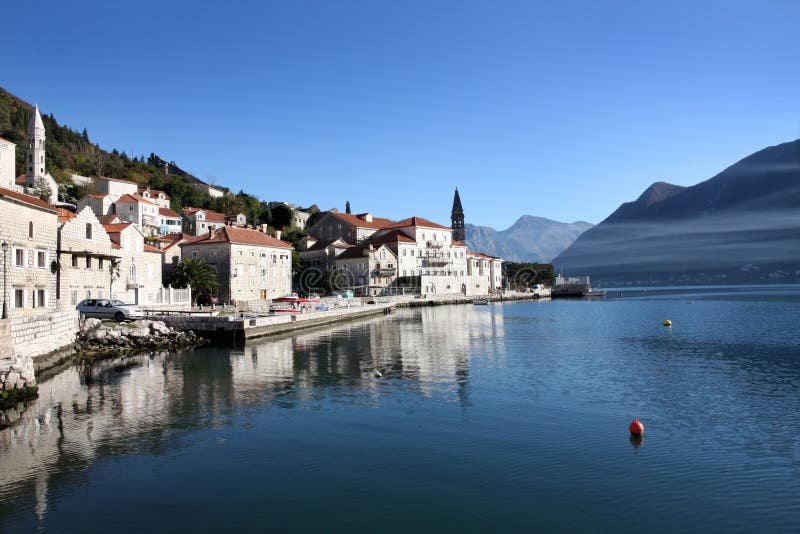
[76,299,145,322]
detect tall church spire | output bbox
[451,187,465,242]
[26,104,46,188]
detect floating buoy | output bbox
[629,418,645,436]
[663,319,672,327]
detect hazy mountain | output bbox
[466,216,593,262]
[554,139,800,285]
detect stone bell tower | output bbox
[26,104,46,188]
[451,187,465,242]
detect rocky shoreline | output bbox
[74,318,207,358]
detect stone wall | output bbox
[0,195,59,317]
[8,310,79,358]
[0,356,35,391]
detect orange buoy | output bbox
[629,418,645,436]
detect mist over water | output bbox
[1,288,799,532]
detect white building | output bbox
[115,194,159,235]
[135,187,171,209]
[92,176,138,204]
[0,137,16,190]
[158,207,183,235]
[180,207,229,236]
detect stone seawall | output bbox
[151,304,393,342]
[7,310,79,358]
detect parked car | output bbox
[196,294,221,306]
[76,299,144,322]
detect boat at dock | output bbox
[553,274,605,298]
[473,298,490,305]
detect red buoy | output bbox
[629,418,645,436]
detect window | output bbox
[272,255,276,264]
[13,248,26,267]
[129,264,137,280]
[36,250,47,268]
[72,255,78,267]
[86,256,92,269]
[13,289,24,308]
[98,258,104,270]
[28,222,33,239]
[410,250,415,257]
[34,289,46,308]
[129,204,134,212]
[70,290,78,305]
[86,223,92,240]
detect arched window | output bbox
[28,221,33,239]
[129,263,137,280]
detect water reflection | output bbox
[0,306,504,525]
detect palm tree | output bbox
[108,257,121,298]
[169,258,220,305]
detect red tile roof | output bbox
[451,240,468,247]
[183,226,293,249]
[144,244,162,254]
[117,193,156,205]
[336,245,370,260]
[370,229,415,244]
[97,214,121,225]
[468,251,501,260]
[89,193,108,199]
[383,216,450,230]
[101,223,133,234]
[0,186,56,213]
[159,207,180,218]
[158,232,191,250]
[137,187,170,199]
[56,208,76,222]
[328,211,396,229]
[181,207,227,223]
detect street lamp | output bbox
[1,241,8,319]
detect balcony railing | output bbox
[126,276,138,289]
[421,258,450,267]
[426,240,443,248]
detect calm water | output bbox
[1,286,799,532]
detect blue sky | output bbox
[4,0,800,228]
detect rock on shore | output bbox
[76,318,204,354]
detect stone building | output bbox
[157,232,192,281]
[297,237,352,268]
[77,193,114,217]
[0,187,78,357]
[307,211,395,245]
[57,206,118,308]
[180,207,229,236]
[180,226,293,305]
[102,223,163,305]
[335,243,398,296]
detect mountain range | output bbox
[466,216,593,263]
[554,139,800,285]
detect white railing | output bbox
[153,286,192,306]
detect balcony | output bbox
[126,276,139,289]
[426,240,443,248]
[421,258,450,267]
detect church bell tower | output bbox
[451,188,465,242]
[26,104,46,188]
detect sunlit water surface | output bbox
[1,285,799,532]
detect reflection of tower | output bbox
[451,188,465,242]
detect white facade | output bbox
[136,188,171,209]
[0,137,16,190]
[93,177,138,203]
[26,105,46,189]
[115,195,159,234]
[77,194,114,217]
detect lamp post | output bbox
[1,241,8,319]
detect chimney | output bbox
[275,230,282,240]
